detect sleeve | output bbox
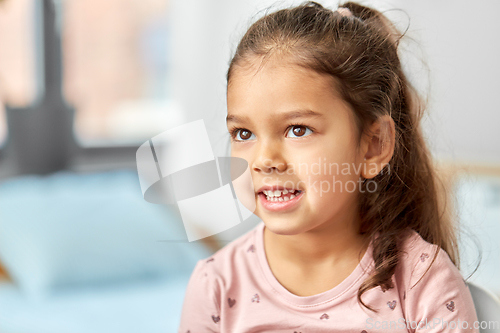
[178,259,221,333]
[404,244,479,333]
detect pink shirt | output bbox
[178,222,478,332]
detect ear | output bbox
[360,115,395,179]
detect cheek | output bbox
[294,149,361,208]
[230,147,254,177]
[290,142,357,179]
[307,168,359,205]
[230,144,246,159]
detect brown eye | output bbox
[292,126,306,136]
[286,125,313,138]
[234,129,255,141]
[240,130,251,140]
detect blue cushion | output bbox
[0,274,191,333]
[0,169,212,300]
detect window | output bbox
[61,0,181,147]
[0,0,39,146]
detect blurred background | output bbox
[0,0,498,332]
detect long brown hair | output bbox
[226,1,462,312]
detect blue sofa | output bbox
[0,169,213,333]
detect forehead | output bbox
[226,57,347,123]
[228,57,336,97]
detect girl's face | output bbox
[226,58,367,235]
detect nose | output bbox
[252,140,287,175]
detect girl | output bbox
[179,1,479,332]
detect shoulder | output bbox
[397,229,460,288]
[398,229,439,261]
[396,230,478,327]
[398,229,441,275]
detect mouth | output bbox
[259,189,303,202]
[256,188,305,212]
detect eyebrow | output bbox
[226,109,323,123]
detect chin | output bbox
[262,218,303,236]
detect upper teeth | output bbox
[263,189,295,197]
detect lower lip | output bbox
[258,191,304,212]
